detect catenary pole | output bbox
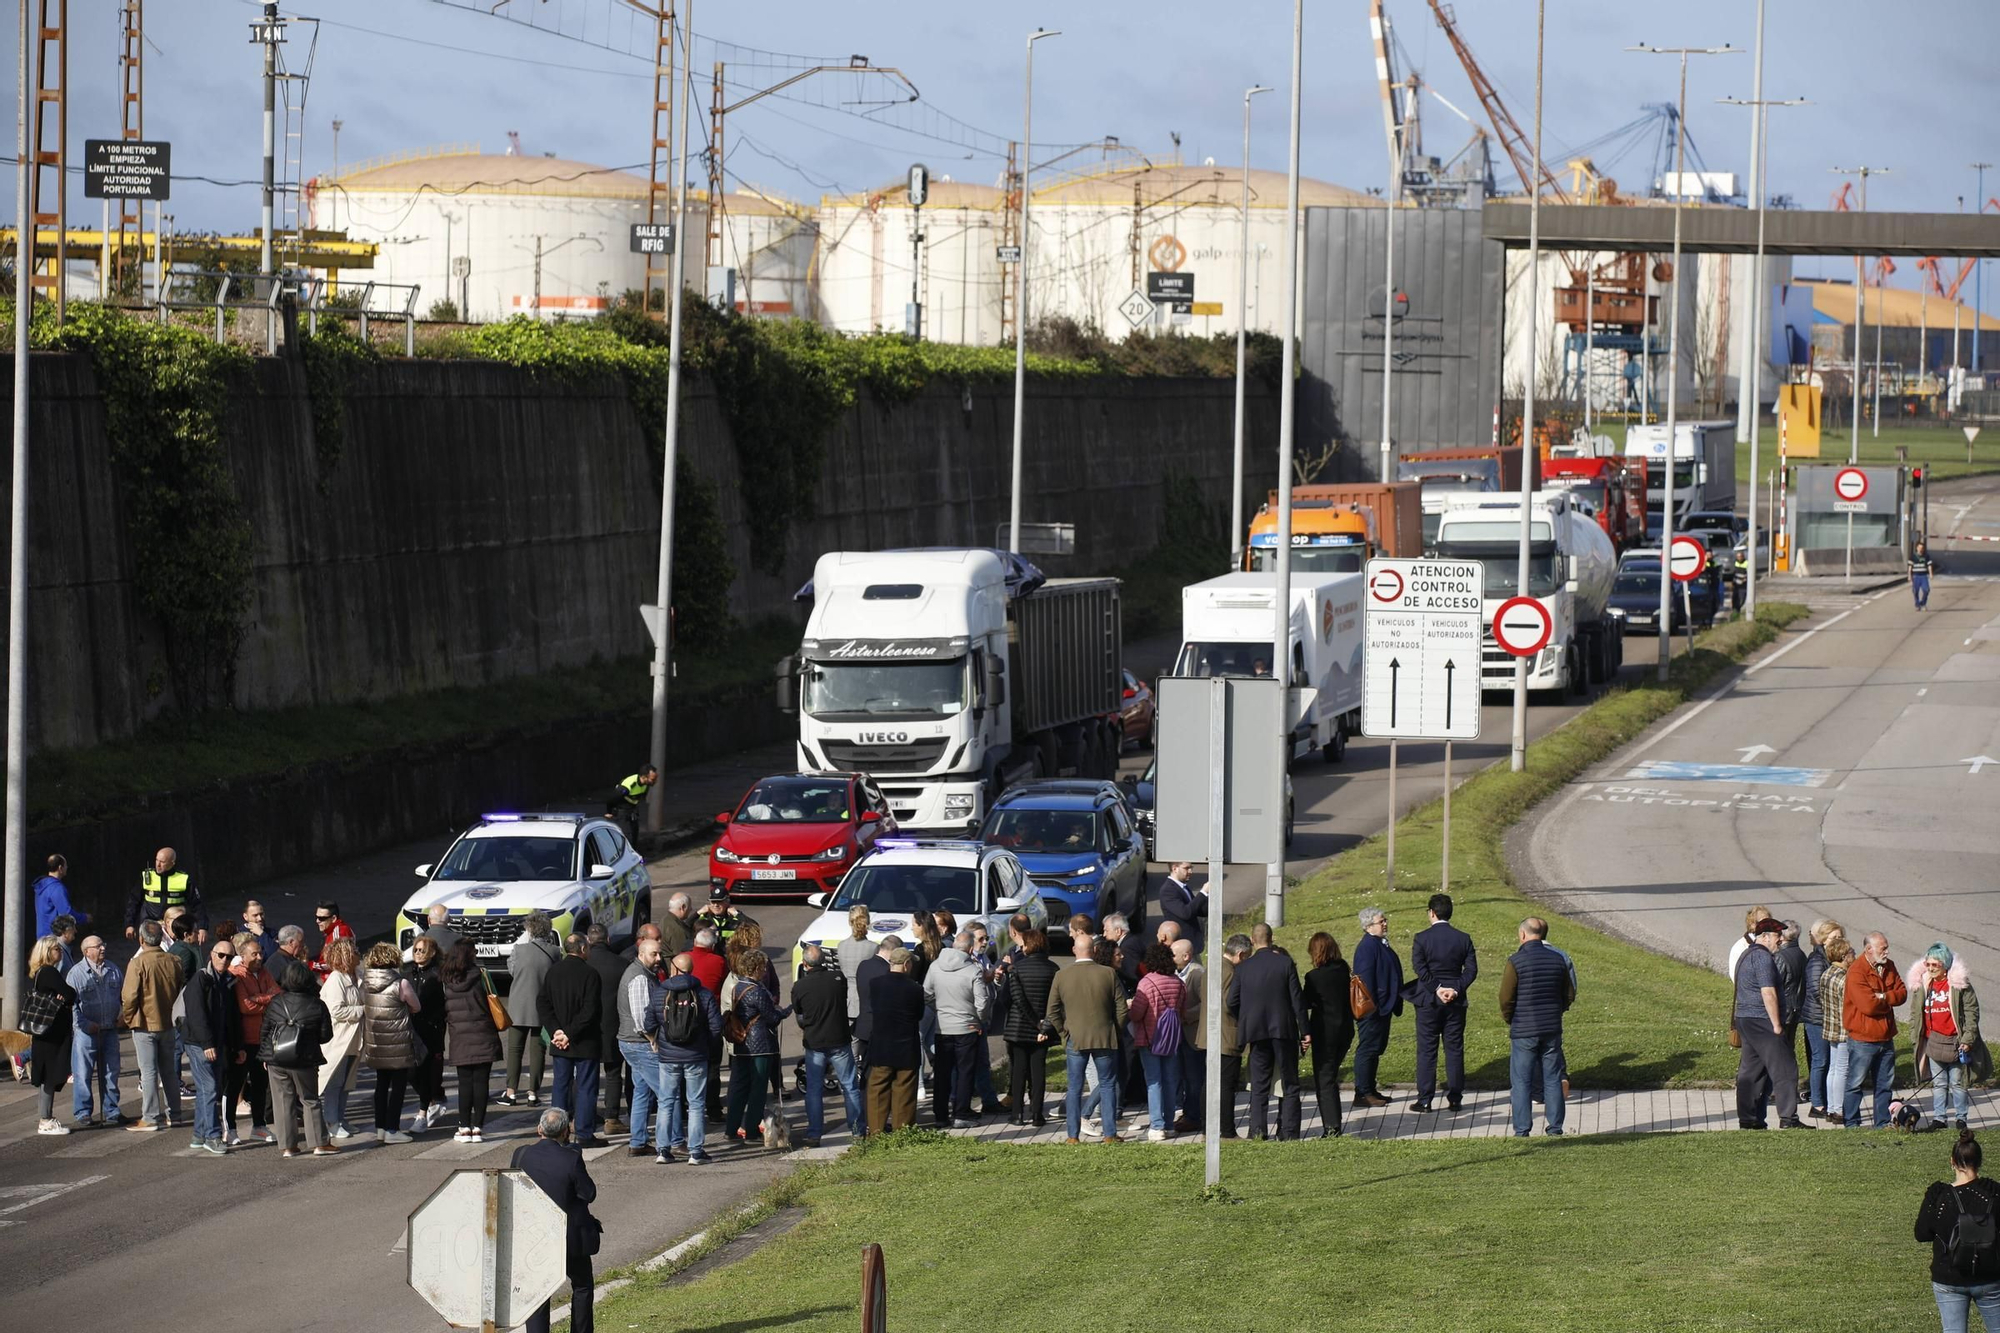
[1007,29,1060,554]
[3,0,34,1026]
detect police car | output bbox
[788,838,1045,979]
[395,813,651,971]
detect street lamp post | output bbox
[1630,42,1740,683]
[1007,28,1061,555]
[3,0,34,1025]
[1510,0,1548,772]
[1230,84,1272,574]
[1269,0,1303,929]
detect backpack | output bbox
[1145,981,1184,1057]
[1950,1186,1998,1274]
[660,986,704,1047]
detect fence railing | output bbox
[152,271,421,355]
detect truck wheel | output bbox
[1098,721,1119,778]
[1036,735,1058,780]
[1322,724,1346,764]
[1568,647,1589,698]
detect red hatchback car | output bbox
[708,772,898,900]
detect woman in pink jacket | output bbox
[1127,942,1189,1143]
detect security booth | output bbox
[1782,464,1907,575]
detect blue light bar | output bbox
[483,813,523,822]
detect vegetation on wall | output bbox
[298,324,377,490]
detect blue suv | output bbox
[977,781,1145,931]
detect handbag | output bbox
[1349,974,1377,1021]
[20,987,68,1037]
[483,970,512,1033]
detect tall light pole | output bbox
[1832,164,1887,585]
[647,0,697,835]
[1976,162,1992,375]
[4,0,35,1026]
[1509,0,1546,772]
[1230,84,1271,573]
[1719,86,1810,622]
[250,4,285,281]
[1007,27,1060,554]
[1379,76,1405,488]
[1729,0,1766,465]
[1269,0,1302,927]
[1631,42,1739,683]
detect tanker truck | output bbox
[1430,490,1622,698]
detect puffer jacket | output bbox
[259,990,334,1069]
[727,977,791,1057]
[360,965,421,1070]
[442,969,504,1066]
[1001,951,1059,1045]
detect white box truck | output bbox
[1173,571,1366,763]
[1624,420,1737,542]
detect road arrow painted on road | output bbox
[1736,744,1776,763]
[1389,658,1401,728]
[1965,756,1999,776]
[1444,659,1456,730]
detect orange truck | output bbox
[1540,456,1648,554]
[1244,481,1424,572]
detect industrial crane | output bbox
[1372,1,1496,207]
[1424,0,1565,202]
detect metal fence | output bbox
[153,271,422,355]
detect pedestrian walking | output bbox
[1500,917,1576,1138]
[584,925,631,1137]
[1351,907,1403,1109]
[513,1109,602,1333]
[1410,894,1477,1114]
[33,853,83,939]
[227,934,279,1144]
[1910,540,1935,610]
[360,942,425,1144]
[125,846,205,943]
[1002,928,1058,1128]
[1917,1131,2000,1332]
[1818,936,1855,1125]
[1911,944,1989,1133]
[646,951,722,1164]
[263,961,338,1156]
[1171,940,1206,1134]
[119,920,182,1131]
[66,936,123,1127]
[1048,934,1127,1143]
[317,937,364,1139]
[184,934,244,1154]
[1735,917,1809,1130]
[545,934,608,1148]
[1156,862,1207,947]
[923,930,991,1129]
[502,913,561,1108]
[606,763,658,848]
[1229,924,1308,1141]
[1844,931,1909,1129]
[793,944,862,1147]
[1128,942,1188,1141]
[310,901,354,980]
[441,941,503,1142]
[722,949,790,1148]
[25,936,77,1135]
[616,936,667,1158]
[404,936,451,1130]
[1301,932,1355,1138]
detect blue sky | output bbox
[5,0,1997,305]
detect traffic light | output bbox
[1912,467,1925,490]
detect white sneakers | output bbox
[1147,1128,1171,1143]
[454,1126,472,1142]
[329,1124,353,1139]
[1079,1122,1104,1140]
[424,1103,448,1130]
[36,1119,70,1136]
[379,1129,414,1145]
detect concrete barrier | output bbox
[1791,546,1907,578]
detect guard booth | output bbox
[1783,464,1907,575]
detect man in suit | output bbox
[1410,893,1478,1114]
[863,947,926,1132]
[544,934,608,1147]
[1156,863,1207,948]
[851,935,898,1079]
[1351,906,1404,1109]
[512,1108,601,1333]
[1227,923,1308,1141]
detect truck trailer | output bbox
[1244,482,1424,572]
[1624,420,1737,542]
[1395,446,1527,549]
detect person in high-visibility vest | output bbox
[125,846,207,943]
[605,764,659,846]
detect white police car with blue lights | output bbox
[787,837,1045,978]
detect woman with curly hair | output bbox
[722,948,791,1147]
[316,937,364,1139]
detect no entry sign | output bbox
[1668,534,1709,583]
[1834,467,1869,503]
[1491,596,1553,658]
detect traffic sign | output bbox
[83,139,170,200]
[1118,290,1153,327]
[1491,596,1554,658]
[1146,271,1194,313]
[630,222,674,255]
[407,1169,569,1330]
[1834,467,1869,503]
[907,163,930,208]
[996,244,1022,264]
[1361,558,1482,741]
[1668,534,1708,583]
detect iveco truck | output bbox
[779,549,1123,832]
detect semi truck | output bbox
[1244,482,1423,572]
[1540,455,1648,554]
[1173,570,1366,763]
[1395,446,1526,548]
[1431,491,1621,698]
[1624,420,1737,542]
[779,549,1123,832]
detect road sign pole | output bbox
[1204,675,1226,1188]
[1440,741,1452,893]
[1845,510,1853,586]
[1385,740,1397,893]
[480,1169,500,1333]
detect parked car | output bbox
[1120,668,1156,749]
[976,780,1145,930]
[708,772,897,901]
[788,838,1043,978]
[1122,757,1293,862]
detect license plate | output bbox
[751,868,797,880]
[475,943,506,957]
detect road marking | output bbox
[1736,744,1776,762]
[0,1174,110,1226]
[1919,688,1929,697]
[1967,756,1999,776]
[1624,760,1830,787]
[1581,785,1818,813]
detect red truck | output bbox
[1541,456,1648,554]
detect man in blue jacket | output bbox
[1499,917,1576,1136]
[513,1108,601,1333]
[1409,893,1478,1114]
[644,951,723,1165]
[1351,906,1403,1109]
[33,853,83,939]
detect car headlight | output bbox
[714,845,742,863]
[942,793,975,816]
[812,845,847,861]
[1607,606,1627,620]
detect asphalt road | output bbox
[1518,474,2000,979]
[0,603,1666,1329]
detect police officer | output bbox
[606,764,659,846]
[693,886,753,947]
[125,846,206,944]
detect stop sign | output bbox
[407,1169,570,1329]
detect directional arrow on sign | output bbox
[1965,755,1998,776]
[1444,659,1456,730]
[1389,658,1401,727]
[1736,744,1775,763]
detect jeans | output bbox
[725,1054,772,1139]
[1352,1013,1391,1097]
[1934,1055,1972,1121]
[71,1026,121,1121]
[1934,1281,2000,1333]
[131,1030,178,1126]
[1913,573,1932,610]
[932,1032,979,1123]
[322,1054,355,1132]
[619,1041,662,1149]
[1845,1039,1898,1127]
[802,1045,863,1140]
[1827,1041,1851,1122]
[660,1059,708,1155]
[551,1055,601,1140]
[1064,1045,1118,1140]
[1802,1024,1831,1110]
[188,1048,225,1145]
[1510,1033,1566,1136]
[1137,1048,1180,1132]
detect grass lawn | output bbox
[1257,604,1811,1093]
[598,1130,1953,1332]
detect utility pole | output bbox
[1007,28,1060,554]
[1631,42,1739,683]
[1511,1,1546,769]
[331,115,341,177]
[1269,0,1302,924]
[533,235,542,318]
[1975,163,1992,375]
[1832,165,1887,585]
[1231,84,1271,572]
[250,4,285,282]
[907,162,928,339]
[4,0,36,1026]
